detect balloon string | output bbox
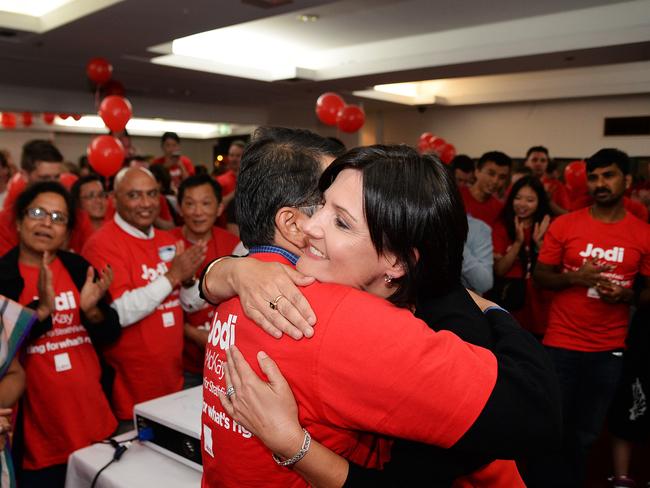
[94,85,100,111]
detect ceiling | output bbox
[0,0,648,126]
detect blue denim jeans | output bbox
[524,346,624,487]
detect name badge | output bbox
[54,352,72,372]
[158,245,176,262]
[162,311,176,328]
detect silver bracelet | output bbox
[272,429,311,467]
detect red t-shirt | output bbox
[2,173,25,211]
[492,221,551,336]
[18,258,116,469]
[542,176,570,212]
[460,186,504,228]
[170,226,239,374]
[201,252,498,488]
[151,156,196,191]
[82,220,184,419]
[538,208,650,351]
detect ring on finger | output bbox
[269,294,285,311]
[225,385,235,399]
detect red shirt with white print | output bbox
[18,258,116,469]
[201,252,497,488]
[538,207,650,351]
[82,219,184,419]
[170,226,239,374]
[151,156,196,191]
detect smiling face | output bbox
[18,192,69,255]
[512,185,539,220]
[180,183,223,239]
[475,161,510,197]
[114,168,160,233]
[296,169,400,299]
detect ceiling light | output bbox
[296,14,319,22]
[53,115,243,139]
[0,0,70,17]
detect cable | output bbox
[90,429,150,487]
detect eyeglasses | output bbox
[80,191,109,201]
[24,207,69,225]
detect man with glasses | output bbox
[82,167,206,428]
[71,174,109,231]
[0,140,94,255]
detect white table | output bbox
[65,431,201,488]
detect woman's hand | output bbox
[0,408,13,451]
[36,251,56,321]
[228,259,317,340]
[532,215,551,247]
[80,265,113,313]
[218,345,305,458]
[514,217,526,245]
[467,288,500,312]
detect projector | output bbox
[134,386,203,471]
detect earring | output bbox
[384,275,393,284]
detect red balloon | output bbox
[419,132,434,143]
[438,143,456,165]
[1,113,16,129]
[86,57,113,85]
[59,172,79,190]
[564,160,587,194]
[22,112,33,127]
[59,113,70,120]
[99,95,132,132]
[87,135,124,177]
[430,137,446,152]
[72,113,82,121]
[315,92,345,126]
[43,113,55,125]
[103,80,125,97]
[336,105,365,133]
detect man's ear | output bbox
[274,206,306,248]
[215,202,225,219]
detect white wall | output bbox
[364,94,650,159]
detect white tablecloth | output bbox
[65,431,201,488]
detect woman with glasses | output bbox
[71,174,109,231]
[0,181,120,488]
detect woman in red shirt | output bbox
[491,175,552,338]
[0,182,120,488]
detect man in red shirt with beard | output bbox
[532,148,650,487]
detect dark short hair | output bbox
[161,132,180,145]
[586,148,630,175]
[15,181,75,231]
[512,165,534,177]
[235,138,321,248]
[178,174,223,205]
[503,175,551,237]
[71,174,104,205]
[451,154,474,173]
[252,127,346,159]
[21,140,63,173]
[477,151,512,170]
[526,146,549,159]
[320,145,468,308]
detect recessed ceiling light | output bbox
[296,13,319,22]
